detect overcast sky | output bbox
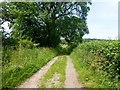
[1,0,119,40]
[83,0,119,40]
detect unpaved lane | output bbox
[17,57,58,88]
[65,56,83,88]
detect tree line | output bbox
[1,2,91,47]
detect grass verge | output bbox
[39,56,67,88]
[2,47,57,88]
[70,48,119,88]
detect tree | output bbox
[1,2,91,47]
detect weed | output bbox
[2,47,57,88]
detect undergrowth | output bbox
[2,47,57,88]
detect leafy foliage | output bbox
[71,40,120,88]
[18,39,39,48]
[79,40,120,79]
[1,2,91,47]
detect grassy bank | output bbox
[39,56,67,88]
[2,47,57,88]
[70,41,120,88]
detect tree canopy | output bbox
[1,2,91,47]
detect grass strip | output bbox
[39,56,67,88]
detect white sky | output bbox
[1,0,120,40]
[83,0,119,40]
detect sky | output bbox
[0,0,119,40]
[83,0,119,40]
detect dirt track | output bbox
[65,56,83,88]
[17,56,83,88]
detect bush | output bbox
[2,37,19,47]
[2,39,39,66]
[71,40,120,88]
[18,39,39,49]
[78,40,120,79]
[66,42,77,54]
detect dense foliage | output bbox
[71,40,120,88]
[2,47,57,88]
[79,40,120,79]
[1,2,91,47]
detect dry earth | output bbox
[64,56,83,88]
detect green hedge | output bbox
[71,40,120,88]
[79,40,120,79]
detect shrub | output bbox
[18,39,39,49]
[78,40,120,79]
[71,40,120,88]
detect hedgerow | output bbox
[78,40,120,79]
[71,40,120,88]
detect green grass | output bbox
[70,48,119,88]
[2,47,57,88]
[39,56,67,88]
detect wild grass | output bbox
[2,47,57,88]
[39,56,67,88]
[70,48,119,88]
